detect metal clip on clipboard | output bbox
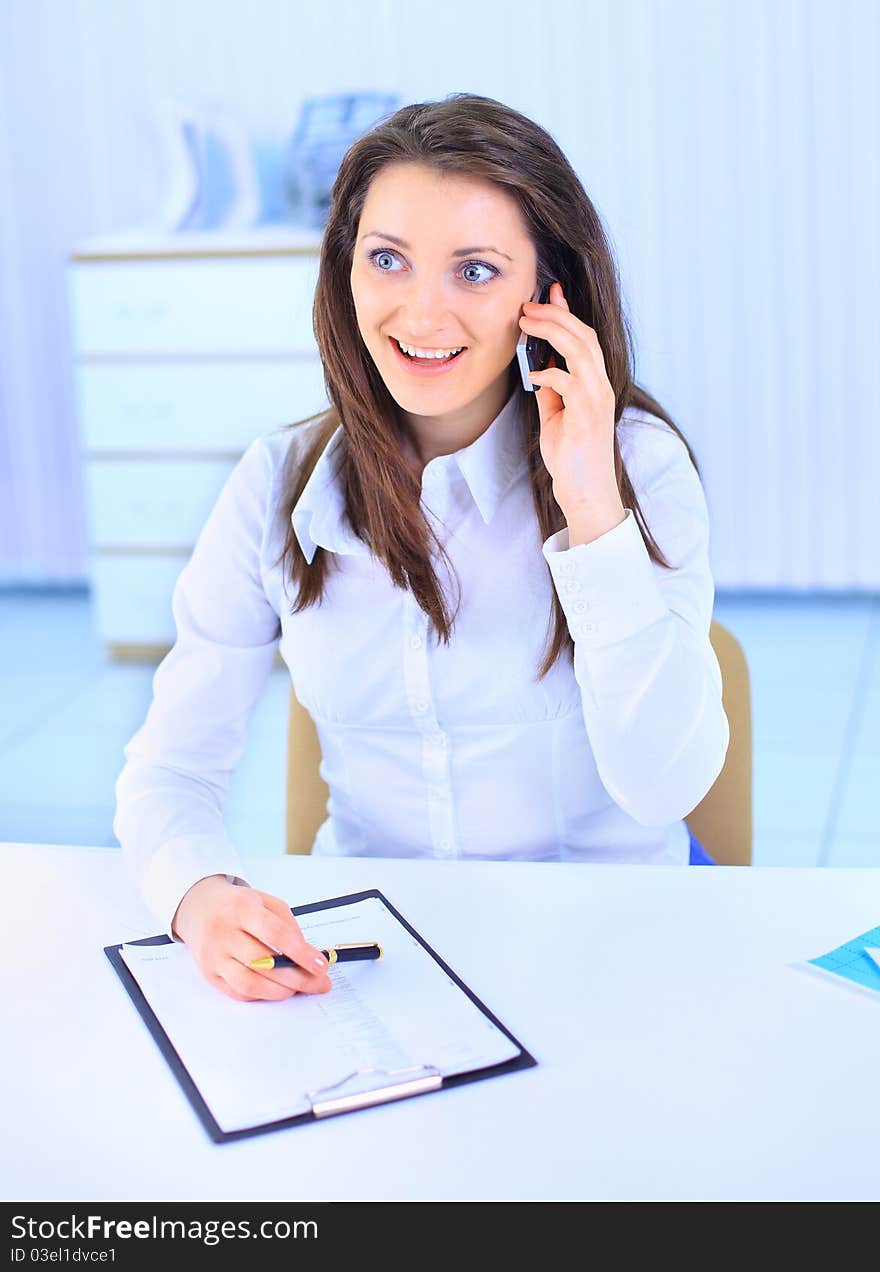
[306,1065,442,1118]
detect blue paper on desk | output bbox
[808,924,880,994]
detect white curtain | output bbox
[0,1,88,581]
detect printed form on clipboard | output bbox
[105,890,535,1143]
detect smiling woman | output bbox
[113,93,730,1004]
[277,94,706,675]
[348,163,538,464]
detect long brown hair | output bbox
[274,92,701,680]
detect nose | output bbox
[399,276,453,339]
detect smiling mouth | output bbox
[388,336,468,374]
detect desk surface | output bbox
[4,843,880,1202]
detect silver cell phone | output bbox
[516,282,555,392]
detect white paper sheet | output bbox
[119,895,520,1133]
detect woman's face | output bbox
[350,163,538,429]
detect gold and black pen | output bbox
[249,941,383,971]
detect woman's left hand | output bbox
[519,281,627,541]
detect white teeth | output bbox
[395,339,463,359]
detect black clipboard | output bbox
[104,888,537,1144]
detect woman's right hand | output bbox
[171,874,333,1002]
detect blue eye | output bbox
[367,248,498,287]
[370,249,404,273]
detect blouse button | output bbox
[438,838,451,852]
[409,635,423,650]
[414,699,428,714]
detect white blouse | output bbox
[114,387,729,939]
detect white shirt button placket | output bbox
[402,589,457,858]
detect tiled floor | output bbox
[0,587,877,866]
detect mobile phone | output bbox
[516,282,558,392]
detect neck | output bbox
[400,370,513,470]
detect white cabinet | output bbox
[68,227,327,660]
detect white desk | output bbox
[3,843,880,1202]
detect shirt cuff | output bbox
[139,832,251,942]
[541,509,669,646]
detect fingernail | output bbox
[313,954,328,969]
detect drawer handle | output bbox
[123,401,173,419]
[114,303,168,321]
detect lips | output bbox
[387,336,468,377]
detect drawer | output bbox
[89,554,287,660]
[84,458,238,548]
[68,256,320,355]
[75,359,329,452]
[90,554,189,646]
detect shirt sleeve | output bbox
[113,436,282,940]
[541,420,730,827]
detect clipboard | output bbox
[104,888,537,1144]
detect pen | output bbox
[248,941,383,971]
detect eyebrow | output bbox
[360,231,513,262]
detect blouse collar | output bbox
[291,386,527,563]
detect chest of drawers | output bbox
[67,227,327,660]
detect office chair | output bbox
[285,619,752,866]
[684,620,752,864]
